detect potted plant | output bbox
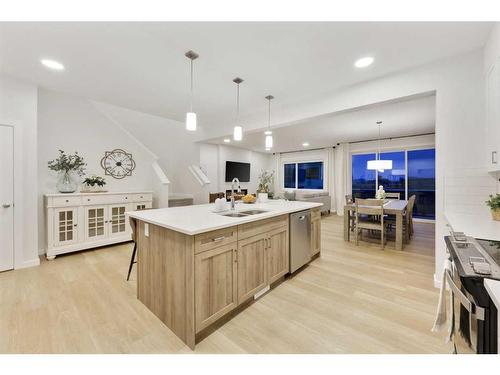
[82,175,107,193]
[48,150,86,193]
[257,170,274,202]
[486,194,500,221]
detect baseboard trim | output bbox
[16,256,41,269]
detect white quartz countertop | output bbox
[126,200,323,235]
[445,212,500,241]
[485,279,500,308]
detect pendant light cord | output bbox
[190,59,194,112]
[268,98,271,129]
[236,83,240,124]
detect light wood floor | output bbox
[0,215,449,353]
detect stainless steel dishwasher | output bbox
[289,210,312,273]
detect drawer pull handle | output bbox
[492,151,498,164]
[212,236,225,242]
[65,200,69,203]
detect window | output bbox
[377,151,406,200]
[408,149,435,219]
[351,148,435,219]
[283,161,324,190]
[352,153,376,199]
[284,163,296,188]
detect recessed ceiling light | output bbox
[354,56,374,68]
[41,59,65,71]
[223,138,231,143]
[302,142,309,147]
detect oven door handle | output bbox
[445,271,485,321]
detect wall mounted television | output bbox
[225,161,251,182]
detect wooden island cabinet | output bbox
[129,202,322,349]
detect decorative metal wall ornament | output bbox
[100,149,136,179]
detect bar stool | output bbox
[127,217,137,281]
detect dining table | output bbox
[344,199,409,251]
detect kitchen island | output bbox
[126,200,322,349]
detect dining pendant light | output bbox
[367,121,393,172]
[233,77,244,141]
[264,95,274,150]
[185,50,199,131]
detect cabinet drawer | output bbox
[238,214,288,240]
[194,227,237,254]
[132,193,152,202]
[82,194,133,205]
[52,196,82,207]
[311,207,321,221]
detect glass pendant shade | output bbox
[265,134,273,149]
[233,126,243,141]
[367,159,392,171]
[186,112,197,131]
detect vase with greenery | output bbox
[486,194,500,221]
[257,170,274,201]
[48,150,86,193]
[82,175,106,192]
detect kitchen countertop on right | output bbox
[445,212,500,241]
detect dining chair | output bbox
[355,198,386,249]
[386,194,416,243]
[385,192,400,200]
[345,194,356,231]
[209,192,225,203]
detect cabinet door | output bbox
[266,227,289,284]
[486,61,500,168]
[54,207,78,246]
[237,233,267,304]
[108,204,131,238]
[311,218,321,256]
[195,244,237,332]
[85,206,107,241]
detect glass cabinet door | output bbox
[109,205,130,237]
[85,206,107,241]
[54,208,78,246]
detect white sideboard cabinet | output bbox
[44,191,153,260]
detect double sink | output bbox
[219,209,268,218]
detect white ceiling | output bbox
[208,94,436,153]
[0,22,491,139]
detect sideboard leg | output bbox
[46,255,56,261]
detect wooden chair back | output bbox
[407,195,416,217]
[355,198,384,216]
[385,192,400,200]
[209,192,225,203]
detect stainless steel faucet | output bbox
[230,177,241,210]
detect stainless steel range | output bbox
[445,232,499,354]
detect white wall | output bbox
[199,143,273,198]
[0,74,39,268]
[90,102,207,204]
[37,89,158,254]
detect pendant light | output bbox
[185,50,199,131]
[264,95,274,150]
[233,77,244,141]
[367,121,392,172]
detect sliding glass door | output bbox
[408,149,435,219]
[351,148,435,219]
[377,151,406,200]
[352,153,376,199]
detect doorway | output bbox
[0,125,14,271]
